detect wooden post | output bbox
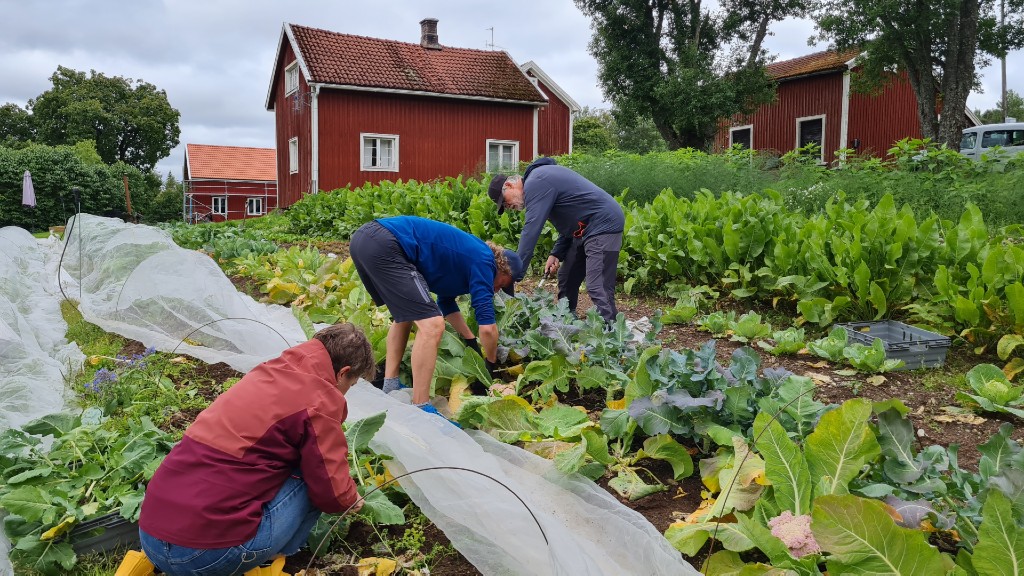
[122,175,133,217]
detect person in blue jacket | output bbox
[489,158,624,322]
[349,216,524,417]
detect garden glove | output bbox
[418,402,462,428]
[464,337,482,355]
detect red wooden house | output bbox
[183,144,277,223]
[265,19,576,208]
[714,49,981,164]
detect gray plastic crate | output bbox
[836,320,951,370]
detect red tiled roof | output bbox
[288,24,546,103]
[186,144,276,181]
[766,48,862,81]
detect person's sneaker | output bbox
[382,377,408,394]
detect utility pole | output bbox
[1001,0,1008,122]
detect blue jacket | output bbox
[516,161,624,268]
[377,216,497,325]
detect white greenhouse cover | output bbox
[0,215,696,576]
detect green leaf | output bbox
[21,413,81,438]
[974,489,1024,576]
[608,468,665,501]
[480,397,539,443]
[576,365,609,391]
[0,486,55,523]
[554,441,587,474]
[804,399,880,496]
[997,334,1024,361]
[665,521,755,556]
[624,346,663,404]
[642,434,694,479]
[582,428,616,465]
[599,408,632,439]
[812,494,951,575]
[359,488,405,525]
[345,411,387,453]
[753,412,811,516]
[535,405,590,440]
[461,349,492,385]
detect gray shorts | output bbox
[350,221,441,323]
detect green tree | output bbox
[143,172,185,222]
[573,107,617,152]
[975,89,1024,123]
[0,103,35,148]
[813,0,1024,147]
[574,0,807,151]
[611,109,668,154]
[29,66,181,172]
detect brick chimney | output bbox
[420,18,441,50]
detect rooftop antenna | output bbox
[486,27,495,49]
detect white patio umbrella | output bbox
[21,170,36,207]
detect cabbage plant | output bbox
[956,364,1024,418]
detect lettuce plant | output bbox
[807,326,848,362]
[757,327,807,355]
[729,311,772,343]
[843,340,905,373]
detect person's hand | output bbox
[464,337,482,355]
[544,255,560,276]
[485,358,497,381]
[349,497,365,514]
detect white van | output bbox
[960,122,1024,161]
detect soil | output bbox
[212,251,1024,574]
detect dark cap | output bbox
[488,175,508,215]
[502,249,525,295]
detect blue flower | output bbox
[88,368,118,392]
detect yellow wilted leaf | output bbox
[606,398,627,410]
[806,361,829,369]
[505,363,525,377]
[183,338,203,347]
[40,516,76,541]
[684,498,717,523]
[865,375,887,386]
[448,375,469,413]
[1004,357,1024,380]
[489,382,516,396]
[88,355,102,366]
[356,557,397,576]
[365,462,394,487]
[169,356,191,364]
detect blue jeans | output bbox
[139,476,322,576]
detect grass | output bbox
[61,299,125,391]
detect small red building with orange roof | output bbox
[183,144,277,223]
[714,49,980,164]
[265,19,576,207]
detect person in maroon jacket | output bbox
[138,323,376,575]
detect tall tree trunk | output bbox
[938,0,981,147]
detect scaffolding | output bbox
[183,179,278,224]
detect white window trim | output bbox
[285,62,299,96]
[246,197,265,216]
[795,114,826,163]
[360,133,400,172]
[486,139,520,172]
[288,137,298,174]
[212,196,227,215]
[729,124,753,149]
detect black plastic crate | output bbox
[837,320,951,370]
[69,513,140,555]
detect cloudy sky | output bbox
[1,0,1020,179]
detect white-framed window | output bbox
[729,125,753,149]
[247,197,265,216]
[487,140,519,172]
[360,133,399,171]
[288,137,298,174]
[795,114,826,163]
[285,62,299,95]
[212,196,227,215]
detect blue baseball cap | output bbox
[502,249,525,295]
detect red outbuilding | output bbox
[183,144,278,223]
[265,19,577,208]
[714,49,981,164]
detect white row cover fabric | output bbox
[0,215,695,576]
[347,384,696,575]
[59,214,307,372]
[0,227,84,576]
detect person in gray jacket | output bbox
[489,158,624,322]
